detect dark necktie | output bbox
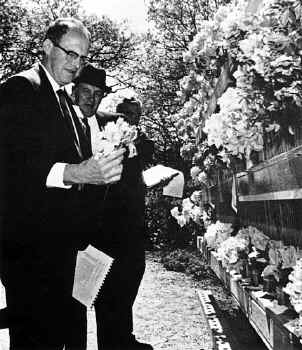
[81,117,91,144]
[57,89,91,159]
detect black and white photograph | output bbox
[1,0,302,349]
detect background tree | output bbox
[123,0,231,168]
[124,0,231,249]
[0,0,138,82]
[0,0,27,80]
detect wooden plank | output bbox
[237,145,302,197]
[239,189,302,202]
[249,299,274,348]
[201,241,302,349]
[238,200,302,246]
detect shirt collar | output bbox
[40,63,60,93]
[73,104,96,122]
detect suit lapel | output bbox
[36,64,82,160]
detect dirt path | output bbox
[1,253,214,350]
[130,252,212,350]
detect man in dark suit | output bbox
[0,18,124,350]
[96,98,154,350]
[72,69,154,350]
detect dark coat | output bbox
[0,63,97,294]
[91,112,154,259]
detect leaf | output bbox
[294,4,302,20]
[281,9,290,26]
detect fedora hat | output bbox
[74,64,112,93]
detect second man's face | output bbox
[74,82,105,118]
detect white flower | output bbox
[190,166,202,180]
[93,117,137,157]
[197,171,208,184]
[217,235,249,267]
[182,198,194,211]
[190,206,203,224]
[190,191,202,205]
[176,215,187,227]
[93,139,115,159]
[170,207,180,219]
[248,247,259,259]
[204,221,233,249]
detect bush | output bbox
[145,187,201,250]
[145,188,196,249]
[160,248,212,280]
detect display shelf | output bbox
[197,238,302,350]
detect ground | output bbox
[0,252,265,350]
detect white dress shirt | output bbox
[41,64,72,189]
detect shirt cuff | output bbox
[46,163,72,189]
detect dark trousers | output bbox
[2,249,87,350]
[6,292,86,350]
[94,255,145,350]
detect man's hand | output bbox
[63,148,125,186]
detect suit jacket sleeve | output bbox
[0,75,61,219]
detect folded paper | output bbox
[142,164,184,198]
[72,245,114,308]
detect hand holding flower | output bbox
[94,117,138,159]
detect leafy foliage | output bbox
[160,248,213,280]
[146,183,204,250]
[0,0,138,82]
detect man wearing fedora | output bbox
[71,64,154,350]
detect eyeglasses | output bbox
[52,41,90,66]
[80,87,106,99]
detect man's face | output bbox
[124,104,142,125]
[73,83,105,118]
[43,30,89,86]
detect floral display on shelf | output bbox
[203,87,265,159]
[204,221,233,249]
[248,225,270,251]
[216,235,250,270]
[186,142,228,185]
[284,258,302,319]
[190,190,203,205]
[175,0,302,166]
[170,197,204,228]
[190,166,208,186]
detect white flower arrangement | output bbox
[170,206,188,228]
[237,225,269,252]
[204,221,233,249]
[190,190,202,205]
[174,0,302,165]
[190,166,202,181]
[217,235,250,268]
[204,87,264,159]
[248,226,270,252]
[94,117,138,158]
[170,196,206,228]
[284,258,302,315]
